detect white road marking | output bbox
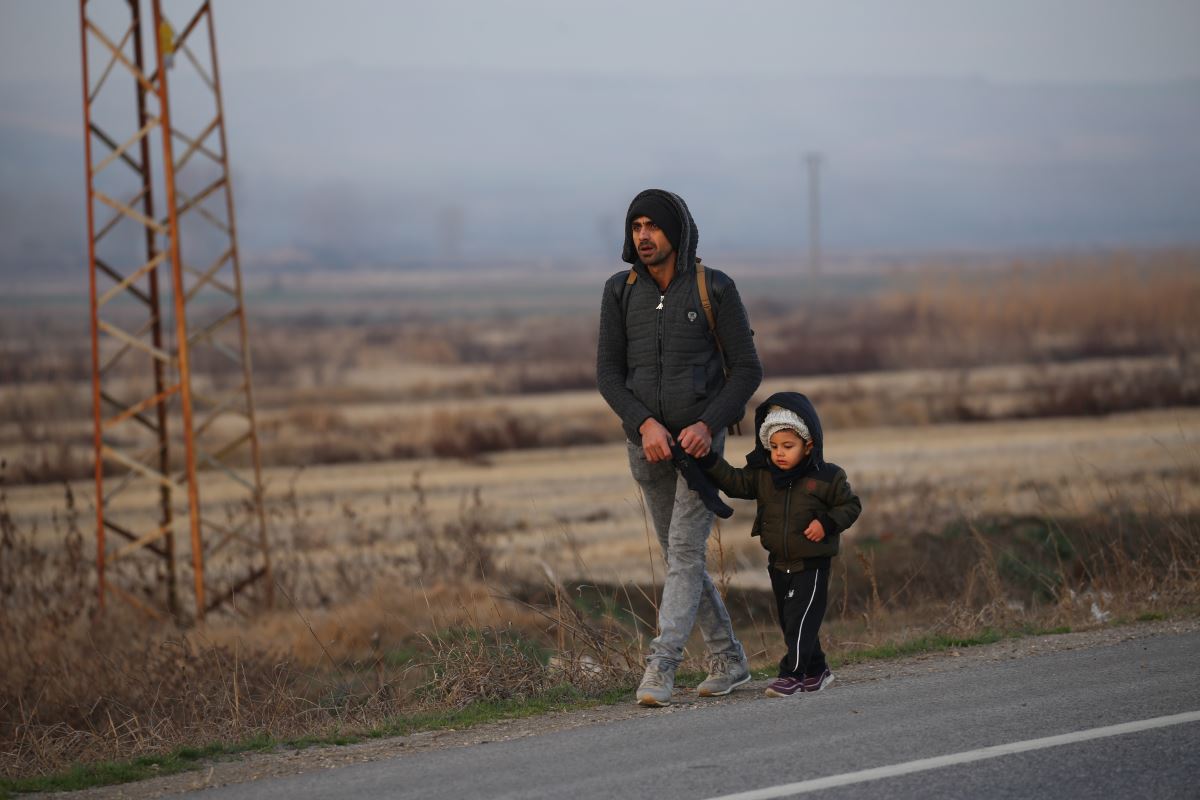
[703,710,1200,800]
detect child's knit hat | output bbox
[759,405,811,449]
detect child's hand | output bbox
[803,519,826,542]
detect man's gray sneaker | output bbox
[697,654,751,697]
[636,665,675,707]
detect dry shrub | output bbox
[418,624,633,712]
[261,404,618,470]
[2,622,341,775]
[219,581,543,669]
[14,352,1192,483]
[0,489,633,779]
[419,626,550,709]
[424,407,614,459]
[406,476,493,579]
[1024,358,1200,418]
[752,251,1200,377]
[829,508,1200,641]
[0,316,91,384]
[3,449,1198,779]
[0,383,93,483]
[260,470,509,610]
[0,477,365,776]
[7,251,1200,485]
[814,502,1200,659]
[503,362,596,394]
[0,464,585,778]
[924,253,1187,369]
[0,480,92,623]
[412,564,643,711]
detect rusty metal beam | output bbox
[81,0,271,623]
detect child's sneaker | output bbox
[800,668,834,692]
[764,676,804,697]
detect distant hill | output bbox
[2,67,1198,278]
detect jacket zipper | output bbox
[655,290,666,419]
[782,480,793,565]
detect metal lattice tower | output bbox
[79,0,270,621]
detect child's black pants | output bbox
[769,565,829,679]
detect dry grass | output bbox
[4,250,1199,484]
[0,473,639,779]
[754,250,1200,375]
[3,249,1200,781]
[3,455,1198,781]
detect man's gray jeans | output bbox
[627,435,746,673]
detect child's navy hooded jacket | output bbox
[701,392,862,572]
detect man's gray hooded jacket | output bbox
[596,189,762,444]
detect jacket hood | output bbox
[621,189,698,278]
[745,391,825,471]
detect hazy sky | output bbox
[2,0,1199,85]
[2,0,1199,267]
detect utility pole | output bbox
[79,0,270,622]
[804,151,823,277]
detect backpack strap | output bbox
[696,259,741,436]
[618,268,637,323]
[695,259,719,348]
[696,259,728,376]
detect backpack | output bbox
[616,258,742,435]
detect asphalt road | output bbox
[184,630,1200,800]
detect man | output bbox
[596,188,763,706]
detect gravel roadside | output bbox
[51,616,1200,799]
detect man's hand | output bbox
[639,418,675,463]
[677,421,712,458]
[803,519,826,542]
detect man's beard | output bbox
[641,249,673,268]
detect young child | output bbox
[698,391,861,697]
